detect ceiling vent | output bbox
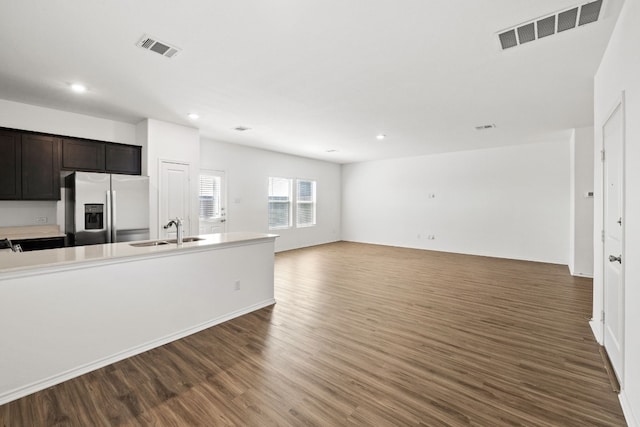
[498,0,603,50]
[136,34,181,58]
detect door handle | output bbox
[111,190,117,243]
[105,191,112,244]
[609,254,622,264]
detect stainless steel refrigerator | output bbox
[65,172,149,246]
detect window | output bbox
[296,179,316,227]
[268,177,317,230]
[199,173,221,220]
[268,177,292,229]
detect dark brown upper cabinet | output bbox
[62,138,106,172]
[105,143,142,175]
[0,130,22,200]
[61,138,141,175]
[1,127,142,201]
[21,134,61,200]
[0,130,60,201]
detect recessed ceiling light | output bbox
[70,83,87,93]
[234,126,251,132]
[376,134,386,140]
[326,149,338,153]
[188,113,199,120]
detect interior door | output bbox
[602,101,624,382]
[159,161,191,239]
[198,170,227,234]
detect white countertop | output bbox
[0,225,65,240]
[0,232,277,277]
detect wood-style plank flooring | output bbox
[0,242,626,426]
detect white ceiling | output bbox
[0,0,623,163]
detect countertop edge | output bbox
[0,233,278,280]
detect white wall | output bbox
[0,99,136,144]
[593,0,640,424]
[139,119,200,238]
[569,127,595,277]
[200,138,341,252]
[0,99,138,229]
[0,201,58,227]
[342,140,570,264]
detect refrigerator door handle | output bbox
[106,190,112,244]
[112,190,117,243]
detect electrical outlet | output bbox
[234,280,241,291]
[35,217,47,224]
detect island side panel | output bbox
[0,239,275,404]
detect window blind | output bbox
[296,179,316,227]
[268,177,292,229]
[199,174,221,219]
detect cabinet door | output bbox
[12,237,66,251]
[105,143,141,175]
[62,138,105,171]
[0,130,22,199]
[22,134,61,200]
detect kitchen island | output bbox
[0,232,277,405]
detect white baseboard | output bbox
[590,320,636,427]
[620,390,639,427]
[571,271,594,278]
[590,319,603,345]
[0,298,276,406]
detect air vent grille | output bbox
[499,30,518,50]
[537,15,556,38]
[136,34,181,58]
[517,23,536,44]
[579,0,603,25]
[498,0,603,50]
[558,8,579,32]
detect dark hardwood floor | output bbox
[0,242,626,426]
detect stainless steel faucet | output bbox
[164,218,184,245]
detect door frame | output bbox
[600,91,626,385]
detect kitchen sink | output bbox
[130,240,170,247]
[130,237,204,247]
[167,237,204,243]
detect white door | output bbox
[602,101,625,382]
[160,161,191,238]
[198,170,227,234]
